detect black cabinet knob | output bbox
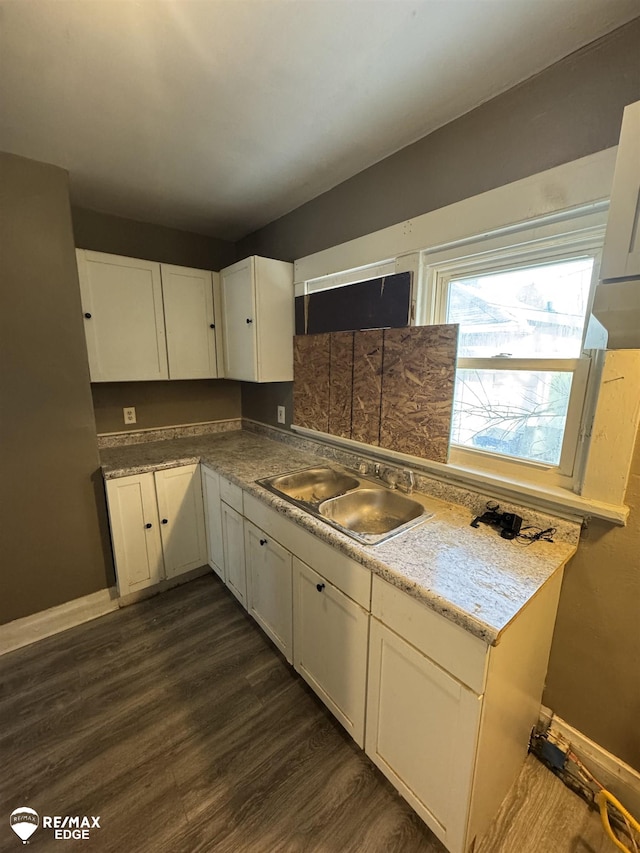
[246,318,253,324]
[145,523,152,529]
[316,583,325,592]
[161,518,168,525]
[84,312,92,319]
[210,323,215,329]
[259,538,267,546]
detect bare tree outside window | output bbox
[445,257,594,466]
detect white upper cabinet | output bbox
[77,251,223,382]
[600,100,640,282]
[77,250,169,382]
[592,100,640,348]
[161,264,221,379]
[220,256,294,382]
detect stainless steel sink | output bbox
[264,466,359,503]
[257,465,432,545]
[319,488,424,535]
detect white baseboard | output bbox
[0,587,120,656]
[539,706,640,817]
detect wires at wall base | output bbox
[530,728,640,852]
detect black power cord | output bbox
[515,525,557,545]
[470,501,555,544]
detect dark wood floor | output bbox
[0,575,609,853]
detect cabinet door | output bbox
[366,619,481,853]
[601,101,640,281]
[253,256,294,382]
[76,250,168,382]
[293,558,369,746]
[220,257,257,381]
[221,501,247,607]
[105,473,164,596]
[245,521,293,663]
[201,467,225,580]
[154,465,207,579]
[161,264,219,379]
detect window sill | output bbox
[290,424,629,525]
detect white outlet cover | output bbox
[123,407,137,424]
[277,406,286,424]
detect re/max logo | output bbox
[42,816,101,829]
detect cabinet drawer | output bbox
[372,575,487,693]
[243,493,371,609]
[220,476,243,513]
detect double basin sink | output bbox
[257,465,433,545]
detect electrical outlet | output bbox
[277,405,286,424]
[123,407,137,425]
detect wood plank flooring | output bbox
[475,754,610,853]
[0,575,609,853]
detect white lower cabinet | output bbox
[245,521,293,662]
[109,465,564,853]
[105,464,207,597]
[221,501,247,607]
[155,465,208,579]
[293,557,369,747]
[364,571,564,853]
[105,472,164,595]
[201,466,225,580]
[366,619,481,852]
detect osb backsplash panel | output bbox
[293,324,458,462]
[380,325,458,462]
[351,329,383,446]
[328,332,354,439]
[293,333,330,432]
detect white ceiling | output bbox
[1,1,637,242]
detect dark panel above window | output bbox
[295,272,411,335]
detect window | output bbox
[428,228,604,487]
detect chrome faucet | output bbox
[397,469,415,494]
[382,467,398,490]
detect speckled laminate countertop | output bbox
[100,429,578,645]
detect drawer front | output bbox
[372,575,487,693]
[243,493,371,609]
[220,476,243,513]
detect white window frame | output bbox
[424,222,606,490]
[296,258,396,297]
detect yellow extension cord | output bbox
[595,788,640,853]
[562,747,640,853]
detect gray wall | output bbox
[239,18,640,262]
[0,153,113,624]
[241,381,293,430]
[72,207,237,270]
[93,380,241,434]
[239,19,640,769]
[545,431,640,767]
